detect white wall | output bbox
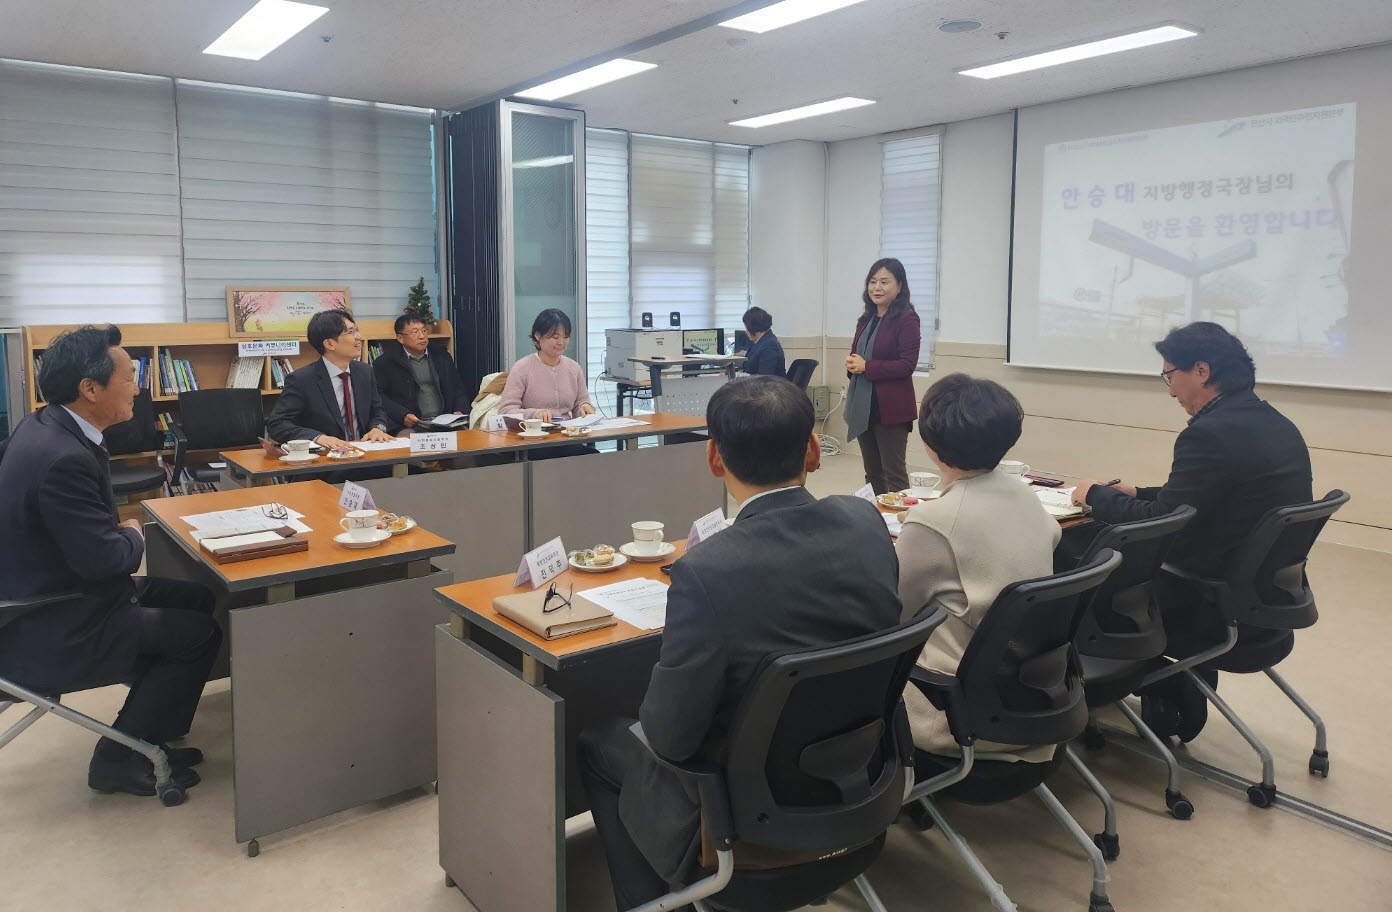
[749,140,827,339]
[823,135,881,334]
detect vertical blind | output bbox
[0,59,439,327]
[880,132,942,368]
[0,61,184,325]
[583,129,629,392]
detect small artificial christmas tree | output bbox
[403,277,436,329]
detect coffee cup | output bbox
[284,438,315,453]
[339,509,381,540]
[908,471,941,498]
[999,460,1030,479]
[522,418,545,434]
[631,520,665,555]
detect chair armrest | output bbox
[892,699,914,768]
[1159,562,1237,624]
[167,423,189,481]
[0,591,83,624]
[630,721,735,850]
[909,668,973,746]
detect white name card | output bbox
[686,508,728,549]
[339,481,375,512]
[238,340,300,356]
[484,414,508,432]
[410,431,457,454]
[854,483,876,503]
[513,536,568,589]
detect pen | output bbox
[1104,478,1122,486]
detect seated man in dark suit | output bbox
[372,314,468,435]
[1071,321,1312,736]
[577,375,903,910]
[265,309,394,449]
[0,326,221,797]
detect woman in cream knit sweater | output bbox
[896,373,1061,762]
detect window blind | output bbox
[175,82,438,322]
[0,61,184,325]
[881,132,942,369]
[584,128,629,395]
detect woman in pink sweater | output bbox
[500,309,596,420]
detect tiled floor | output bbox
[3,455,1388,911]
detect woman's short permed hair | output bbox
[917,373,1024,471]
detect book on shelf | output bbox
[367,342,384,363]
[130,357,152,391]
[159,351,200,394]
[225,356,265,390]
[33,354,45,402]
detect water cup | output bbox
[631,521,665,555]
[339,509,381,541]
[908,471,941,498]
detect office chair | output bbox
[0,592,187,807]
[904,549,1122,912]
[1060,505,1197,860]
[102,389,173,496]
[625,602,949,912]
[172,388,265,484]
[784,359,818,392]
[1140,490,1349,808]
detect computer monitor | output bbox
[682,328,720,355]
[733,330,750,353]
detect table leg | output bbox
[392,463,409,479]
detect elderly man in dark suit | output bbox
[372,313,468,435]
[576,376,903,910]
[0,326,220,797]
[1071,321,1312,737]
[265,309,393,448]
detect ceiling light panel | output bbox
[204,0,329,61]
[720,0,871,34]
[959,25,1199,79]
[516,59,658,101]
[730,96,874,128]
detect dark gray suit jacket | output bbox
[265,358,388,443]
[619,486,902,882]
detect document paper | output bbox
[576,579,668,630]
[352,438,412,452]
[181,506,311,541]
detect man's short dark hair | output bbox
[1154,321,1256,394]
[394,314,426,335]
[707,376,814,486]
[741,306,772,335]
[39,325,122,406]
[917,373,1023,471]
[307,309,354,355]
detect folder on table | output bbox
[493,589,616,640]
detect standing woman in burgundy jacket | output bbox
[844,257,921,494]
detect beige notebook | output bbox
[493,588,616,640]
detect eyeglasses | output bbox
[1160,368,1180,387]
[542,581,573,614]
[261,503,288,521]
[340,327,361,339]
[400,328,430,337]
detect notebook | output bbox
[493,588,616,640]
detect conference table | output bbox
[218,413,724,582]
[433,546,681,912]
[141,480,456,855]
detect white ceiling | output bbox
[3,0,1391,144]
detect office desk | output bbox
[142,481,456,853]
[434,547,684,912]
[219,414,721,581]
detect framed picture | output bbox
[226,286,352,338]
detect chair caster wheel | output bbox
[906,799,935,832]
[1093,831,1120,861]
[1247,784,1277,808]
[444,873,455,888]
[1083,725,1107,752]
[247,839,260,858]
[1165,790,1194,820]
[1088,892,1115,912]
[1309,750,1329,778]
[157,785,185,807]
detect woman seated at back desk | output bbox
[500,309,596,421]
[895,373,1061,763]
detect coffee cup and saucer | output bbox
[517,417,550,438]
[279,439,318,463]
[905,471,942,500]
[620,520,675,562]
[999,460,1032,482]
[334,509,391,548]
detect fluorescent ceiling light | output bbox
[720,0,870,34]
[204,0,329,61]
[959,25,1199,79]
[516,59,658,101]
[730,96,874,128]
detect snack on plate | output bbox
[902,496,919,506]
[877,492,904,507]
[388,514,412,532]
[561,426,591,437]
[591,544,616,566]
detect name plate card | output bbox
[686,508,728,549]
[854,483,876,503]
[410,431,457,454]
[339,481,375,512]
[514,537,568,589]
[238,340,300,356]
[484,414,508,432]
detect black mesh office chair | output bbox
[784,359,818,392]
[102,389,172,496]
[625,603,948,912]
[905,549,1122,912]
[1058,505,1197,861]
[1140,490,1349,807]
[0,593,186,806]
[172,389,266,484]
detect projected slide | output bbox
[1037,104,1355,360]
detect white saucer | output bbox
[334,529,391,548]
[620,541,676,562]
[516,430,549,438]
[569,552,629,573]
[901,488,943,500]
[386,517,417,535]
[279,453,317,464]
